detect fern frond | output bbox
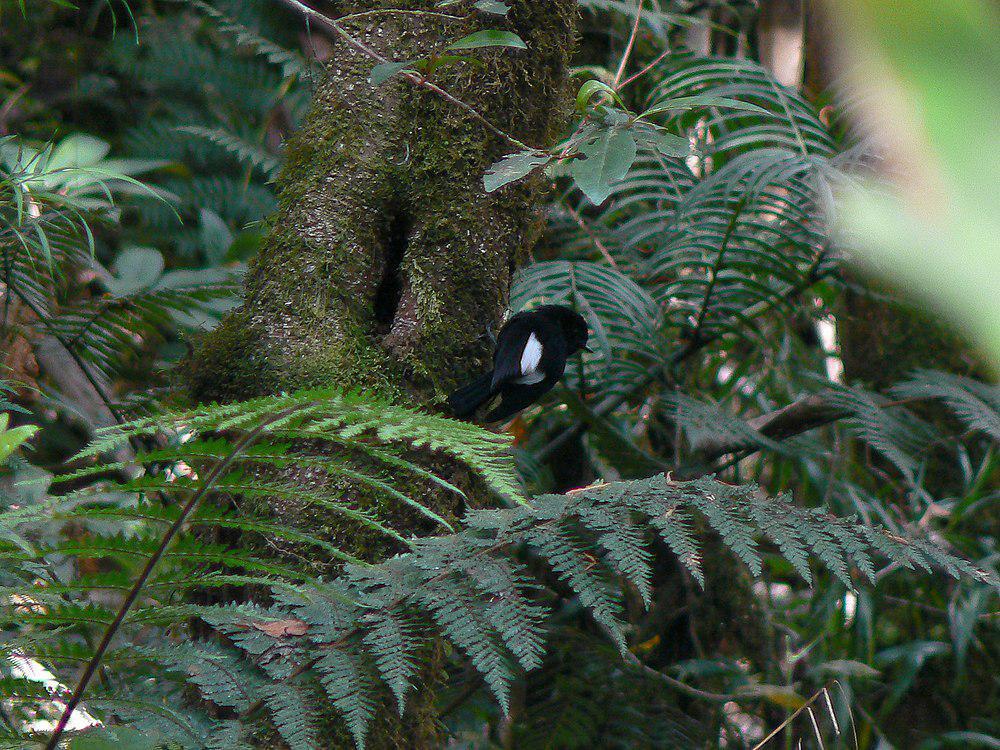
[9,388,993,750]
[822,384,938,483]
[183,0,307,81]
[646,56,838,158]
[176,126,281,178]
[360,609,419,715]
[264,682,320,749]
[315,647,379,749]
[892,369,1000,441]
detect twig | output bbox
[619,47,672,89]
[43,405,306,749]
[562,199,620,269]
[620,644,731,702]
[612,0,644,89]
[274,0,533,151]
[751,684,839,750]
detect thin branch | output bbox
[684,395,931,479]
[43,405,306,750]
[692,394,847,461]
[622,650,733,703]
[612,0,644,89]
[619,47,672,89]
[274,0,532,150]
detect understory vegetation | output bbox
[1,1,997,748]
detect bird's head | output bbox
[539,305,592,354]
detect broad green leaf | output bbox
[199,208,234,265]
[108,246,165,297]
[570,127,638,205]
[47,134,111,172]
[423,54,483,76]
[69,727,160,750]
[483,150,551,192]
[447,30,526,51]
[735,683,806,709]
[369,61,414,87]
[815,659,881,679]
[632,123,689,157]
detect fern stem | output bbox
[618,47,673,89]
[679,199,744,356]
[43,404,305,749]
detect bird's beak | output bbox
[583,345,594,353]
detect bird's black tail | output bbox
[448,373,494,418]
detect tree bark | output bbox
[182,2,576,745]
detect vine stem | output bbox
[274,0,533,151]
[43,405,305,749]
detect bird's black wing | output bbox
[489,313,535,390]
[486,383,548,423]
[447,373,495,417]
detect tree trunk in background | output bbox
[183,2,576,745]
[756,0,803,88]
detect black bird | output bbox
[449,305,591,423]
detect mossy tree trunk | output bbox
[183,2,575,746]
[187,3,576,407]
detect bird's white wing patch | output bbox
[520,332,543,375]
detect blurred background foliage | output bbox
[1,0,997,747]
